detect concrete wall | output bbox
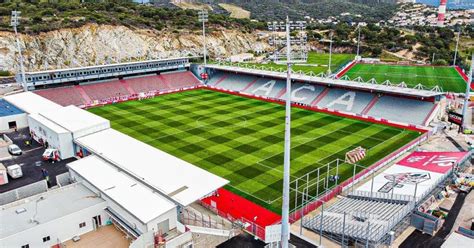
[72,121,110,140]
[69,171,147,233]
[0,202,107,248]
[70,170,179,235]
[146,207,178,233]
[0,113,28,132]
[28,115,74,159]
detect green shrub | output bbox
[0,71,11,77]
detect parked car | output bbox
[7,164,22,179]
[8,144,22,155]
[43,148,60,162]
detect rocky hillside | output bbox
[0,24,269,73]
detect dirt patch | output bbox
[219,3,251,19]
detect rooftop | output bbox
[74,128,229,206]
[0,99,24,117]
[68,155,176,224]
[0,183,105,239]
[28,113,69,134]
[39,105,110,136]
[4,92,62,114]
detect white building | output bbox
[1,92,230,247]
[28,105,110,159]
[68,155,177,237]
[0,183,107,248]
[0,100,28,131]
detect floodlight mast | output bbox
[11,11,27,92]
[198,10,208,65]
[281,15,292,248]
[453,29,460,66]
[328,31,333,74]
[462,54,473,130]
[356,24,361,57]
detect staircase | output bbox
[120,79,136,95]
[361,96,379,115]
[241,78,259,92]
[213,74,229,87]
[310,88,330,107]
[75,86,92,104]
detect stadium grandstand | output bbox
[32,62,442,126]
[204,65,443,126]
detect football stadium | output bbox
[0,50,473,247]
[88,88,421,213]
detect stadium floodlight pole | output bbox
[328,31,334,74]
[453,29,461,66]
[11,11,27,92]
[198,10,208,65]
[462,53,473,131]
[280,15,292,248]
[356,24,361,58]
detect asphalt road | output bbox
[0,129,75,193]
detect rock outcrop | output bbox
[0,24,269,73]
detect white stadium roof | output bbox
[0,183,105,239]
[205,64,445,98]
[39,105,110,138]
[28,113,69,134]
[68,155,175,224]
[3,92,62,114]
[74,129,228,206]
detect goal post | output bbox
[345,146,366,164]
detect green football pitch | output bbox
[228,53,354,75]
[89,89,421,213]
[342,63,467,93]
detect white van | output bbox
[7,164,22,179]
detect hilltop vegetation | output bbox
[310,22,473,70]
[0,0,266,33]
[214,0,397,22]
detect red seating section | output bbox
[161,71,201,89]
[35,87,86,106]
[125,75,170,93]
[80,79,129,101]
[34,71,202,107]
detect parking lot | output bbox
[0,129,75,193]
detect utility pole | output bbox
[328,31,334,75]
[198,10,208,65]
[356,24,361,58]
[11,11,27,92]
[453,29,461,66]
[462,54,473,131]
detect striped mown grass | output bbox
[89,89,421,213]
[343,63,467,93]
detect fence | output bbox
[288,131,428,223]
[199,200,267,241]
[180,208,227,230]
[0,180,48,206]
[303,196,415,246]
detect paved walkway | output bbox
[63,225,131,248]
